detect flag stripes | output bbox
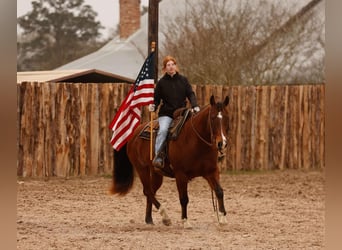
[109,52,155,150]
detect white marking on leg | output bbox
[159,205,171,226]
[218,212,227,225]
[182,218,192,229]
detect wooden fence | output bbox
[17,82,325,177]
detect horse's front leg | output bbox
[176,177,192,229]
[205,175,227,225]
[214,183,227,224]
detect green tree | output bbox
[17,0,105,71]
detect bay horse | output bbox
[110,95,229,228]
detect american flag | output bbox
[109,51,155,150]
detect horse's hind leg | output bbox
[140,170,171,226]
[144,172,162,224]
[175,177,192,228]
[145,197,153,224]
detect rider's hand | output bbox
[148,104,155,112]
[193,106,200,113]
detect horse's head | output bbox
[209,95,230,154]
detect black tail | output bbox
[109,144,134,196]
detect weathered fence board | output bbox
[17,82,325,177]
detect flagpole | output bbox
[150,105,154,161]
[150,41,156,161]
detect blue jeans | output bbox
[155,116,173,155]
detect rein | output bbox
[190,106,213,147]
[211,189,220,222]
[191,103,227,222]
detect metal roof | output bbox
[17,69,134,83]
[55,0,189,80]
[55,14,149,80]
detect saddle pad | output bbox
[138,108,191,141]
[139,120,158,140]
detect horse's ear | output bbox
[223,96,229,106]
[210,95,215,105]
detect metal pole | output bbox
[150,42,156,160]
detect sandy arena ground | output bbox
[17,169,324,249]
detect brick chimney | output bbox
[119,0,141,39]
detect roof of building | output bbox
[17,69,134,83]
[55,0,190,80]
[55,15,149,80]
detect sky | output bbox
[17,0,149,38]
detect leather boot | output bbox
[152,155,163,169]
[152,141,166,169]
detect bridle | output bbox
[190,105,227,152]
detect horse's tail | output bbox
[109,144,134,196]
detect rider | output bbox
[149,55,200,172]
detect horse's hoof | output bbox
[218,213,227,225]
[182,218,192,229]
[162,218,171,226]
